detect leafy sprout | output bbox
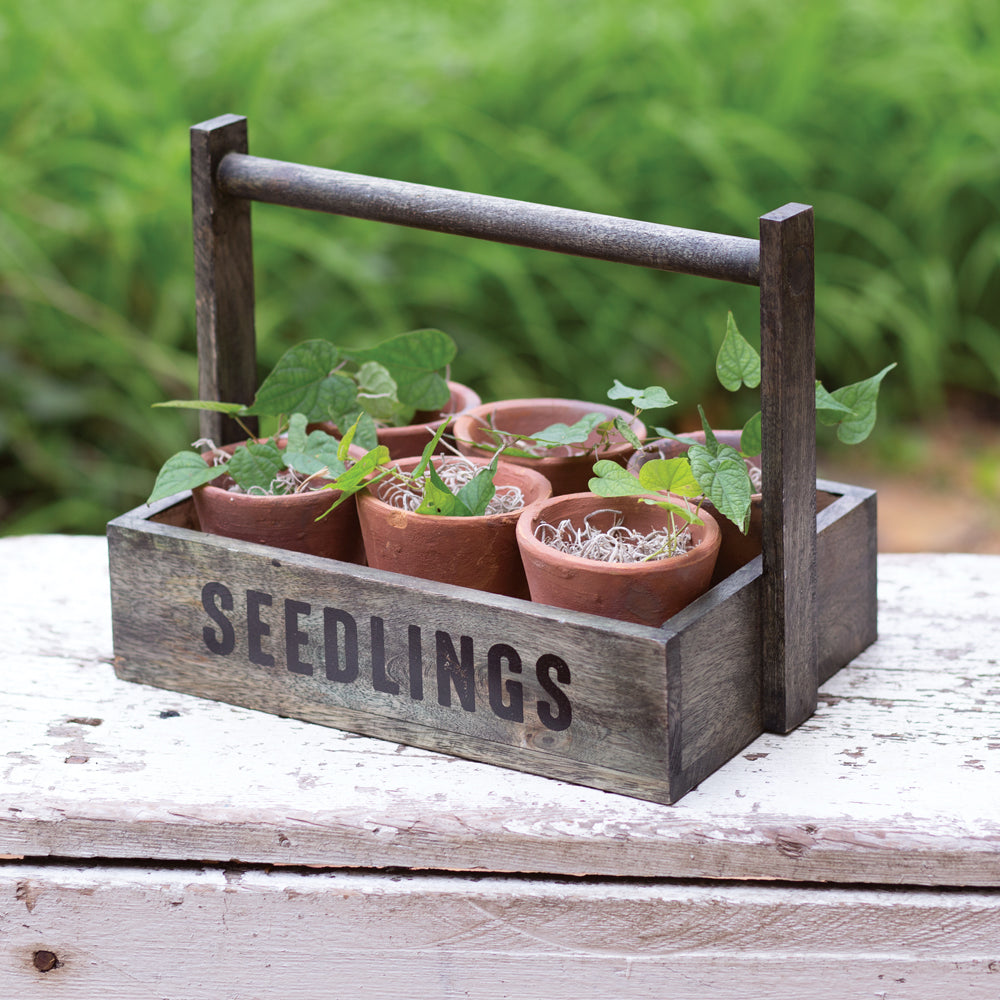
[592,312,896,534]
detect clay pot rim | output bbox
[359,455,552,526]
[516,492,721,576]
[453,397,646,463]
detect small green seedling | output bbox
[373,419,506,518]
[592,311,896,533]
[147,328,456,503]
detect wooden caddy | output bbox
[107,114,877,805]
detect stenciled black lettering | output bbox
[201,582,235,656]
[246,589,274,668]
[323,607,359,683]
[370,616,399,695]
[535,653,572,731]
[408,625,424,702]
[487,643,524,723]
[436,631,475,712]
[284,599,312,676]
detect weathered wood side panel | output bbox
[190,114,257,445]
[669,566,763,799]
[815,482,878,683]
[758,203,818,734]
[108,506,674,801]
[4,864,1000,1000]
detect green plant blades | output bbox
[454,464,498,516]
[415,462,472,516]
[349,329,455,411]
[243,340,352,421]
[606,380,676,411]
[822,363,897,444]
[637,457,703,498]
[317,444,392,518]
[283,430,348,479]
[147,450,227,504]
[613,414,644,450]
[226,441,287,493]
[529,411,606,447]
[740,410,762,457]
[151,400,246,414]
[716,311,761,391]
[688,441,753,534]
[588,460,646,497]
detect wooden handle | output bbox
[759,203,818,733]
[191,114,257,444]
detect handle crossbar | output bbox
[217,152,761,286]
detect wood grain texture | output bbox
[3,863,1000,999]
[758,203,818,734]
[108,509,674,801]
[217,152,761,285]
[2,535,997,885]
[190,114,256,444]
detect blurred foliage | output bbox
[2,0,999,533]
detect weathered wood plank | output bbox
[108,509,674,801]
[2,536,999,886]
[3,863,1000,999]
[190,114,256,444]
[758,203,818,733]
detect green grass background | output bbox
[2,0,998,533]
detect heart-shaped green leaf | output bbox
[226,441,286,493]
[607,380,676,411]
[243,340,348,421]
[349,329,455,412]
[638,457,702,498]
[147,451,228,504]
[283,428,348,479]
[529,412,606,448]
[815,382,855,423]
[454,464,498,516]
[688,440,753,534]
[823,364,896,444]
[588,460,646,497]
[415,462,472,517]
[716,311,761,391]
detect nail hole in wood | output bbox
[33,951,60,973]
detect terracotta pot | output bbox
[357,456,552,599]
[310,381,482,460]
[627,430,760,584]
[453,398,646,496]
[192,438,366,564]
[515,492,720,627]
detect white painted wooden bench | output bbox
[2,534,999,998]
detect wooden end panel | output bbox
[815,483,878,683]
[667,570,764,800]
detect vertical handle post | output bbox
[758,203,818,733]
[190,114,257,442]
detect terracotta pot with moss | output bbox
[515,492,720,627]
[453,398,645,496]
[357,454,552,598]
